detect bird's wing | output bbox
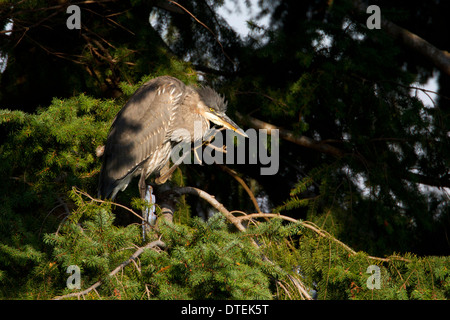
[98,76,186,198]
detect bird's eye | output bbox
[209,108,214,112]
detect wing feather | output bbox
[98,76,186,198]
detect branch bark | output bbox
[236,112,345,158]
[56,186,414,300]
[169,186,247,232]
[352,0,450,76]
[217,164,262,213]
[235,213,357,255]
[237,113,450,189]
[168,187,313,300]
[167,187,413,296]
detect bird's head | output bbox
[197,86,247,138]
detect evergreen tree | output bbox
[0,0,448,299]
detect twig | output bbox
[52,240,165,300]
[235,213,357,255]
[170,187,246,232]
[276,280,293,300]
[287,274,312,300]
[169,187,313,300]
[367,254,412,263]
[71,187,149,225]
[218,165,262,213]
[351,0,450,76]
[234,212,413,263]
[236,112,345,158]
[166,0,236,66]
[42,196,71,237]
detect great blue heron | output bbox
[98,75,247,223]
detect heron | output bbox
[97,75,247,226]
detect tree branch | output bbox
[236,112,345,157]
[167,187,414,296]
[166,0,236,66]
[169,186,247,232]
[53,239,166,300]
[352,0,450,76]
[405,172,450,190]
[235,213,357,255]
[168,187,316,299]
[217,164,262,213]
[237,113,450,189]
[71,187,154,227]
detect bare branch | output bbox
[236,112,345,157]
[236,213,357,255]
[236,212,411,263]
[170,186,247,232]
[169,187,411,265]
[217,164,262,213]
[352,0,450,76]
[381,21,450,77]
[166,0,236,67]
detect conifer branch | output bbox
[166,0,236,66]
[53,239,165,300]
[237,213,357,254]
[169,187,313,300]
[71,187,151,226]
[170,187,247,232]
[236,213,413,263]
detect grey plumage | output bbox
[98,75,246,200]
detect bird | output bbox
[97,75,247,217]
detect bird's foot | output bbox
[142,185,156,241]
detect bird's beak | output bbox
[204,111,248,138]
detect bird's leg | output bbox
[139,170,147,200]
[144,185,157,226]
[192,127,227,163]
[155,163,180,184]
[139,172,157,241]
[156,144,191,184]
[205,143,227,154]
[192,128,217,165]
